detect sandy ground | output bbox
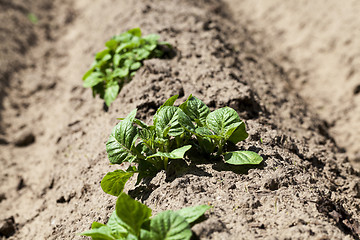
[225,0,360,168]
[0,0,360,239]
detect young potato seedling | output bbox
[101,95,263,197]
[83,28,172,106]
[80,193,210,240]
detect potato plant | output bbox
[101,95,263,197]
[83,28,171,106]
[80,193,210,240]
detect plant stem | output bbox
[164,157,169,170]
[216,140,224,156]
[175,136,181,148]
[165,138,170,153]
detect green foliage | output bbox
[83,28,172,106]
[101,169,135,197]
[27,13,38,24]
[80,193,210,240]
[101,95,263,197]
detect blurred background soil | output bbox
[225,0,360,168]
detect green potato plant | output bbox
[101,95,263,197]
[80,193,210,240]
[83,28,172,106]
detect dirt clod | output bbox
[354,85,360,95]
[16,177,25,191]
[13,131,35,147]
[0,137,8,145]
[0,193,6,203]
[0,217,16,237]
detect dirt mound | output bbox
[224,0,360,168]
[0,0,359,239]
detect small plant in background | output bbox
[82,28,172,106]
[101,95,263,197]
[27,13,38,24]
[80,193,210,240]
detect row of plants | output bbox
[81,28,263,240]
[101,94,263,197]
[81,193,210,240]
[82,28,171,106]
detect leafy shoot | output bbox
[83,28,172,106]
[80,193,210,240]
[101,95,263,197]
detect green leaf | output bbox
[228,122,248,144]
[154,106,184,137]
[147,145,191,160]
[134,119,149,129]
[113,54,121,66]
[197,136,215,154]
[144,43,157,51]
[114,32,132,43]
[116,43,128,53]
[140,229,152,240]
[80,225,116,240]
[150,211,192,240]
[116,42,138,53]
[92,222,106,229]
[130,36,141,47]
[175,205,211,225]
[128,28,142,37]
[125,233,138,240]
[178,110,196,133]
[83,72,104,88]
[106,39,118,50]
[113,67,129,78]
[206,107,243,140]
[101,170,134,196]
[224,151,263,165]
[179,95,210,126]
[107,211,129,237]
[157,95,179,113]
[143,34,160,42]
[223,122,242,140]
[135,49,150,60]
[124,59,135,67]
[27,13,38,24]
[130,62,142,71]
[195,127,221,140]
[104,83,120,106]
[139,128,155,143]
[83,65,96,80]
[106,109,138,164]
[101,54,112,62]
[96,49,110,60]
[115,193,152,235]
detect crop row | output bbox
[80,28,263,240]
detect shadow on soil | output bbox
[129,150,265,201]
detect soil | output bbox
[224,0,360,168]
[0,0,359,239]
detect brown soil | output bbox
[0,0,359,239]
[224,0,360,168]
